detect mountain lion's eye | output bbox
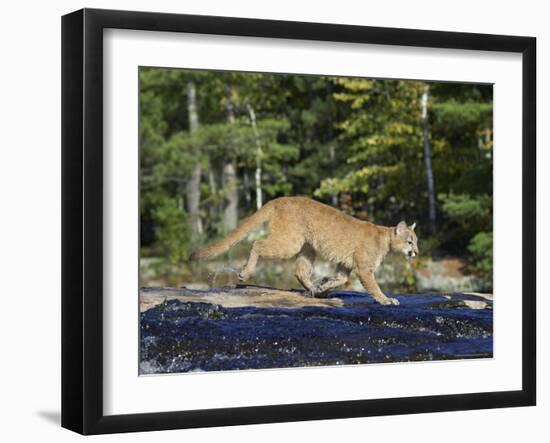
[408,240,413,245]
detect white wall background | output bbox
[0,0,546,441]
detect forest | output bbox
[139,67,493,293]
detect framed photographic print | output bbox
[62,8,536,435]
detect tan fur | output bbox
[190,197,419,305]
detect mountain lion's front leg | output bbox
[356,266,400,306]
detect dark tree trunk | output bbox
[326,81,338,207]
[421,84,436,232]
[243,170,252,204]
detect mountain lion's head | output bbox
[391,221,419,258]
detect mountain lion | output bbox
[190,197,418,305]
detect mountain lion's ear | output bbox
[409,222,416,231]
[396,221,407,236]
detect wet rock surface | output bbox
[140,286,493,374]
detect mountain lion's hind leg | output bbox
[238,229,304,282]
[315,264,351,294]
[238,245,259,282]
[295,244,316,295]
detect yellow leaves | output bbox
[333,77,375,109]
[314,164,400,197]
[356,164,400,177]
[333,92,371,109]
[477,127,493,150]
[332,77,374,92]
[314,178,345,197]
[385,121,415,135]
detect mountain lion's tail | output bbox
[189,203,274,260]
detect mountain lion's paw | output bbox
[379,296,400,306]
[305,289,319,298]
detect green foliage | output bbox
[468,232,493,274]
[152,196,191,265]
[440,193,492,289]
[467,231,493,290]
[432,100,492,137]
[440,193,491,221]
[419,236,441,258]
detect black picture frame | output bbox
[62,8,536,435]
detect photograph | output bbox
[138,67,494,375]
[54,3,538,437]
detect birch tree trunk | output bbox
[185,81,203,236]
[222,84,239,232]
[222,161,239,231]
[421,84,436,232]
[247,104,263,210]
[208,169,219,221]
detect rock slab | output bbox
[140,286,493,374]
